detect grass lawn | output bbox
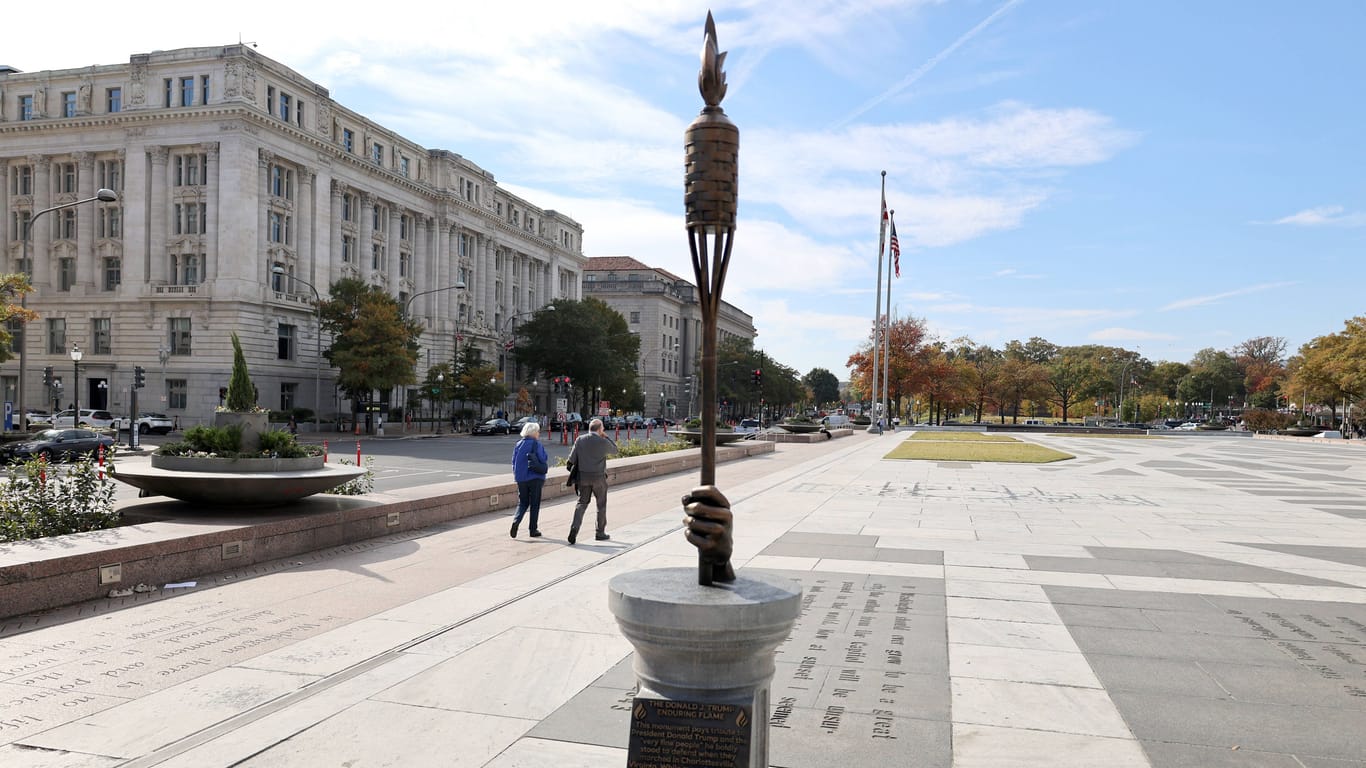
[907,431,1020,442]
[886,438,1074,463]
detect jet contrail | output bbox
[831,0,1024,130]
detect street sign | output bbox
[598,400,611,417]
[556,398,568,414]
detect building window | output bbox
[342,128,354,153]
[19,95,33,121]
[92,318,111,355]
[400,214,411,240]
[59,209,76,239]
[13,164,33,195]
[279,92,291,122]
[373,205,386,231]
[371,244,383,271]
[63,91,77,117]
[180,77,195,107]
[103,257,121,290]
[400,156,410,177]
[107,87,121,113]
[269,212,291,244]
[174,203,205,235]
[630,311,640,324]
[270,165,293,199]
[278,324,296,360]
[99,207,122,238]
[164,78,173,108]
[342,235,354,263]
[371,143,383,165]
[176,154,205,186]
[6,321,21,355]
[59,163,77,194]
[171,254,201,285]
[168,318,191,355]
[342,193,355,222]
[168,379,187,409]
[47,318,66,354]
[400,251,410,278]
[280,382,297,411]
[271,262,287,292]
[58,258,75,291]
[201,75,210,104]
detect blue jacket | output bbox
[512,437,549,483]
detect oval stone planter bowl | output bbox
[113,454,363,507]
[669,429,751,445]
[780,423,823,434]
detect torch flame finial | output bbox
[699,11,728,108]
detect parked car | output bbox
[472,418,513,436]
[50,409,121,429]
[510,416,539,431]
[1147,422,1172,430]
[0,428,116,463]
[124,412,175,435]
[737,418,762,433]
[21,410,52,428]
[1174,422,1199,431]
[549,412,583,432]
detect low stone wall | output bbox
[0,441,775,619]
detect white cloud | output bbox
[1088,327,1180,342]
[1270,206,1366,228]
[1160,282,1299,312]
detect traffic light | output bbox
[133,365,146,389]
[43,366,53,387]
[752,368,762,386]
[552,375,572,393]
[218,386,228,402]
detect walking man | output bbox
[566,417,617,544]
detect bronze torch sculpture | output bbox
[682,12,738,586]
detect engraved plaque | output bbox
[626,697,751,768]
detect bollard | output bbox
[98,444,105,480]
[323,440,329,463]
[615,424,621,442]
[356,440,362,464]
[39,454,46,485]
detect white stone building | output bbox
[582,256,755,421]
[0,45,584,428]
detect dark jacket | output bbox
[566,432,616,478]
[512,437,549,483]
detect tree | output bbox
[225,332,257,411]
[1044,348,1093,423]
[318,278,422,422]
[803,368,840,407]
[511,298,639,414]
[1178,348,1242,418]
[1233,336,1287,407]
[0,274,36,365]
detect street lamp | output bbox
[70,344,83,424]
[17,188,117,428]
[436,372,445,435]
[500,307,553,413]
[271,266,322,432]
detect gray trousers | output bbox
[570,474,609,536]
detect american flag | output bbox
[889,214,901,278]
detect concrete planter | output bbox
[150,454,325,473]
[780,422,823,433]
[669,429,749,445]
[213,411,270,450]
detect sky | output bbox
[8,1,1364,379]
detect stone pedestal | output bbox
[609,567,802,768]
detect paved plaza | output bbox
[2,431,1365,767]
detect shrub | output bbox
[1242,408,1295,433]
[257,429,321,458]
[158,424,320,459]
[684,418,733,431]
[225,332,257,412]
[0,452,120,543]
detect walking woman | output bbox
[510,421,549,538]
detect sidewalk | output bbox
[2,432,1365,767]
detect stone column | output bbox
[609,568,801,768]
[32,156,52,289]
[148,147,170,284]
[387,206,401,288]
[328,181,344,286]
[298,167,315,287]
[205,144,220,280]
[75,152,95,292]
[359,192,374,277]
[0,160,10,261]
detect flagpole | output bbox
[882,210,896,429]
[868,171,887,433]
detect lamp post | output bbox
[70,344,83,424]
[16,188,117,428]
[403,281,466,430]
[271,266,322,432]
[499,307,552,407]
[158,345,170,409]
[436,372,445,435]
